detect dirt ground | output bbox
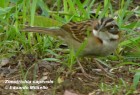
[0,53,140,95]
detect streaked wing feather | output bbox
[61,20,94,42]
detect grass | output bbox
[0,0,140,94]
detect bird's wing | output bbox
[61,20,98,42]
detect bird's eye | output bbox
[110,26,115,29]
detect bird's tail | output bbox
[21,26,65,37]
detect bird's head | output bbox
[93,18,120,41]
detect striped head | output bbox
[93,18,120,42]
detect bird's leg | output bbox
[93,58,115,79]
[76,59,95,79]
[93,58,109,73]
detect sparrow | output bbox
[22,18,120,79]
[22,18,120,57]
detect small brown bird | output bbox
[22,18,120,78]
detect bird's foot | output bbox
[77,59,95,80]
[93,58,116,80]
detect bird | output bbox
[22,18,121,78]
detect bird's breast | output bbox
[79,38,119,57]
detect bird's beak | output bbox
[97,24,104,32]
